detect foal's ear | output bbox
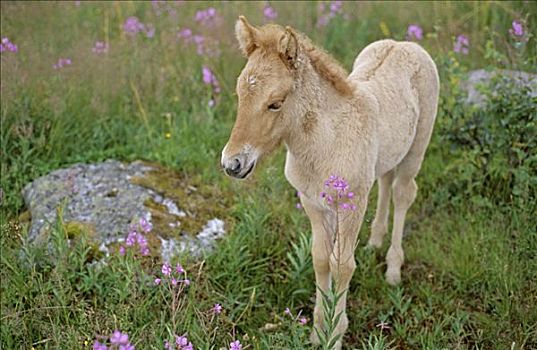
[278,27,299,69]
[235,16,258,56]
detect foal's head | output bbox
[221,16,301,179]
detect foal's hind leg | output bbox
[385,126,431,285]
[386,171,417,285]
[368,170,394,248]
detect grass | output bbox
[1,1,536,349]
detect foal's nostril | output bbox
[231,157,241,172]
[225,157,242,176]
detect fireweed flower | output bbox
[92,41,108,54]
[145,24,155,38]
[317,1,344,27]
[123,17,155,38]
[110,330,129,345]
[53,58,72,69]
[175,335,188,347]
[156,263,190,287]
[124,17,145,35]
[212,303,223,314]
[92,340,107,350]
[121,219,150,256]
[177,28,193,42]
[0,37,18,53]
[263,6,278,21]
[406,24,423,41]
[510,20,524,37]
[229,340,242,350]
[163,334,193,350]
[453,34,469,55]
[322,175,357,211]
[509,20,529,45]
[195,7,219,27]
[139,218,152,233]
[202,66,221,107]
[177,28,219,57]
[162,263,172,276]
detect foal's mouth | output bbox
[236,161,256,179]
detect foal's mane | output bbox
[298,33,355,97]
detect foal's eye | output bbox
[268,101,283,111]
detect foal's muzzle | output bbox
[221,150,257,179]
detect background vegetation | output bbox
[1,1,535,349]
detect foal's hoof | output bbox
[385,268,401,286]
[366,238,383,249]
[332,340,342,350]
[310,330,320,346]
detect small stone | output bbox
[463,69,536,107]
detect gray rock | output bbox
[464,69,536,106]
[22,159,227,260]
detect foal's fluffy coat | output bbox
[222,17,439,348]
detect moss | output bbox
[63,221,103,260]
[131,162,234,238]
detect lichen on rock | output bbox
[22,159,232,260]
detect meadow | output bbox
[1,1,536,349]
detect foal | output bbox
[221,17,439,348]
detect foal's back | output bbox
[348,39,439,178]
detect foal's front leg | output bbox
[301,198,332,345]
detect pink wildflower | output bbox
[298,316,307,325]
[92,41,108,54]
[53,58,72,69]
[202,66,221,107]
[123,17,145,35]
[229,340,242,350]
[407,24,423,41]
[321,175,357,211]
[0,37,18,53]
[162,263,172,276]
[110,330,129,345]
[195,7,219,27]
[139,218,152,233]
[92,340,107,350]
[176,335,188,346]
[510,20,524,37]
[454,34,469,55]
[263,6,278,21]
[154,278,161,285]
[125,231,137,246]
[212,303,223,314]
[317,1,344,27]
